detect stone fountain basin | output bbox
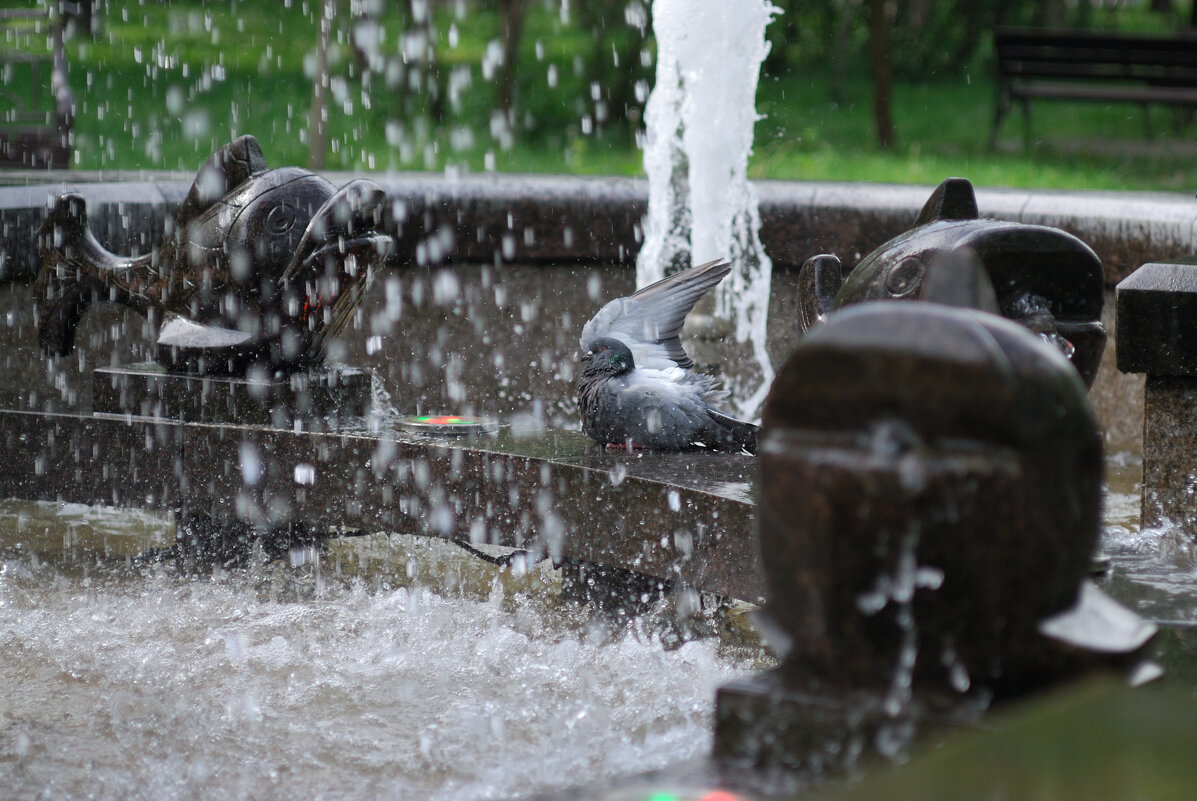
[0,173,1189,609]
[3,175,1197,611]
[0,258,763,601]
[5,175,1197,800]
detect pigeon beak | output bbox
[580,351,593,363]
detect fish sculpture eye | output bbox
[265,203,297,235]
[884,257,924,297]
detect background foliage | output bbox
[0,0,1193,191]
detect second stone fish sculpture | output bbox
[577,259,759,453]
[36,134,392,375]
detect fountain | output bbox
[4,2,1197,799]
[716,295,1155,774]
[795,177,1108,389]
[7,160,1197,795]
[6,150,1197,798]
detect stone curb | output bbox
[1,172,1192,283]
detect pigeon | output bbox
[576,259,759,453]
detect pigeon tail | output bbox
[706,409,759,455]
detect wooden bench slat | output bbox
[991,26,1197,147]
[1003,63,1197,84]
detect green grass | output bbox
[753,73,1197,191]
[4,0,1194,193]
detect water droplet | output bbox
[949,661,971,693]
[293,463,316,485]
[609,463,628,487]
[1039,331,1076,359]
[239,442,262,486]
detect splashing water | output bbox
[0,502,763,801]
[637,0,780,417]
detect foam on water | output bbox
[0,506,761,801]
[1100,451,1197,625]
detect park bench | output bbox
[0,3,80,170]
[991,26,1197,147]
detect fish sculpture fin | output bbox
[35,194,150,356]
[175,134,269,227]
[797,254,843,335]
[919,247,1001,314]
[914,177,979,226]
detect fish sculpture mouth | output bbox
[157,179,393,375]
[795,178,1108,389]
[283,180,391,292]
[281,180,393,341]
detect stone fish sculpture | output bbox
[36,135,392,374]
[715,300,1157,771]
[797,177,1107,387]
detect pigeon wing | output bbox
[580,259,731,369]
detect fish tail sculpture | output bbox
[36,194,158,356]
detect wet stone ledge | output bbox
[92,363,373,428]
[0,408,761,603]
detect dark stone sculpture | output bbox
[797,178,1107,387]
[36,135,392,375]
[715,300,1155,771]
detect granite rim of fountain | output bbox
[4,171,1197,285]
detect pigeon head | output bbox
[582,337,635,377]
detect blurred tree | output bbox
[496,0,528,124]
[867,0,895,148]
[395,0,444,124]
[572,0,653,143]
[309,0,334,168]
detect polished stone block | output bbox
[1116,261,1197,376]
[1142,376,1197,531]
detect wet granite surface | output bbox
[91,363,373,427]
[0,408,760,601]
[1115,262,1197,534]
[1116,261,1197,376]
[1140,377,1197,532]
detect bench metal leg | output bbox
[1020,97,1033,149]
[989,89,1011,151]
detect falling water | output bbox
[636,0,780,416]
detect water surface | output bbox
[0,503,765,801]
